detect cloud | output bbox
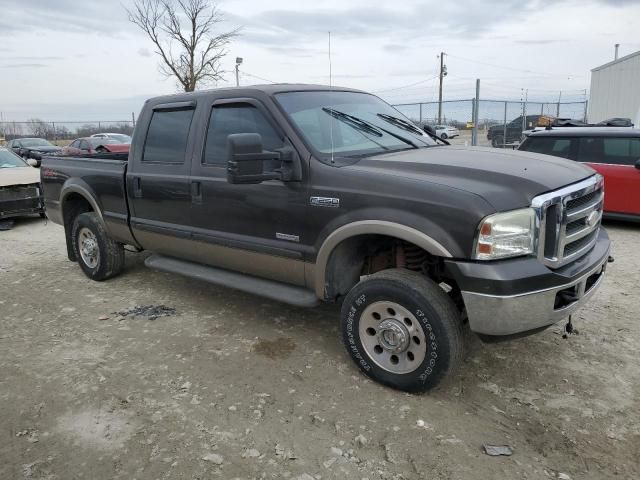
[0,0,134,36]
[137,47,152,57]
[1,63,48,69]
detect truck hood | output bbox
[0,166,40,187]
[352,146,595,209]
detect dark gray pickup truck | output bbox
[41,85,610,392]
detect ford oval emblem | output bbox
[586,210,599,227]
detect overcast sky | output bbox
[0,0,638,121]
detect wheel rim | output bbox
[359,301,427,374]
[78,227,100,269]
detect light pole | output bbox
[235,57,243,87]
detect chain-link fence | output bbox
[0,120,135,145]
[393,99,589,147]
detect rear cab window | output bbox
[143,108,195,164]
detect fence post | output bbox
[503,102,508,148]
[471,79,480,146]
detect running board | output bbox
[144,254,319,308]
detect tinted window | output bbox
[520,137,573,158]
[203,104,283,165]
[143,109,194,164]
[578,137,640,165]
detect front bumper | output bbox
[0,185,44,219]
[445,228,610,336]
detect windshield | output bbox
[22,138,53,147]
[0,148,28,168]
[275,91,436,163]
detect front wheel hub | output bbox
[377,319,410,353]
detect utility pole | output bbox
[437,52,446,124]
[556,91,562,117]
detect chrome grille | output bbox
[532,175,604,269]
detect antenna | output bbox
[329,31,334,164]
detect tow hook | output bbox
[563,314,579,339]
[608,255,614,263]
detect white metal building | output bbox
[588,50,640,126]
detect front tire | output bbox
[440,133,448,140]
[71,212,124,281]
[491,134,504,148]
[340,269,464,393]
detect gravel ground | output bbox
[1,218,638,480]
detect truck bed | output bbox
[41,154,132,244]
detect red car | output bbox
[61,137,130,155]
[519,127,640,220]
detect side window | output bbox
[521,137,572,158]
[143,108,194,164]
[578,138,604,163]
[203,104,283,165]
[80,140,91,151]
[70,140,80,148]
[602,138,640,165]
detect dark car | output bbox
[41,84,610,393]
[7,138,61,159]
[519,127,640,220]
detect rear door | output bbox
[578,136,640,215]
[127,102,197,254]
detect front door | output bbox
[188,98,308,285]
[127,104,197,254]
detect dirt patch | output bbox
[252,337,296,359]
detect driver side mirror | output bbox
[27,158,40,168]
[227,133,301,185]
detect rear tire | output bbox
[71,212,124,281]
[440,133,448,140]
[340,269,464,392]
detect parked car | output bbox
[487,115,554,147]
[41,84,610,393]
[91,133,132,144]
[519,127,640,220]
[434,125,459,140]
[0,147,44,221]
[61,137,130,155]
[7,138,61,159]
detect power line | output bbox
[240,71,279,84]
[372,75,439,93]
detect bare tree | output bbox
[127,0,240,92]
[27,118,55,139]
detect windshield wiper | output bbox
[322,108,384,137]
[323,108,420,150]
[377,113,450,145]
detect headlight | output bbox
[473,208,535,260]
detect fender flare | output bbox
[60,180,105,227]
[313,220,453,298]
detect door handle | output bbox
[190,181,202,204]
[133,177,142,198]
